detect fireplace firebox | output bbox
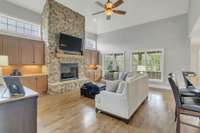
[60,63,78,81]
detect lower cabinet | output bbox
[36,76,48,94]
[20,75,48,94]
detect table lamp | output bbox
[0,55,8,85]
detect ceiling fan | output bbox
[92,0,126,20]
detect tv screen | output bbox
[59,33,82,52]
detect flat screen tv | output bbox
[59,33,82,53]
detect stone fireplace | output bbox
[60,63,78,81]
[42,0,86,94]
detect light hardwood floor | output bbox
[37,89,200,133]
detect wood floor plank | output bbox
[37,89,200,133]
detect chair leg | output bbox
[175,107,177,122]
[176,113,180,133]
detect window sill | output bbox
[149,79,163,83]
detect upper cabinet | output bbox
[0,35,45,65]
[3,36,20,65]
[20,39,34,64]
[84,50,99,65]
[33,41,44,65]
[0,36,3,55]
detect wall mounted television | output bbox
[59,33,83,53]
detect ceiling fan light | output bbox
[105,9,112,16]
[106,3,113,8]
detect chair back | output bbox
[182,71,194,87]
[168,73,182,107]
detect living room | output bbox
[0,0,200,133]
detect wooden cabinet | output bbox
[84,50,99,65]
[84,50,91,65]
[20,75,48,94]
[33,41,44,64]
[0,36,3,55]
[20,39,34,64]
[0,35,44,65]
[36,76,48,94]
[91,50,99,64]
[3,36,20,64]
[20,39,44,65]
[20,76,37,91]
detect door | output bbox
[3,36,20,64]
[36,76,48,94]
[20,76,37,91]
[33,41,44,65]
[20,39,34,64]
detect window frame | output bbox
[102,51,126,72]
[130,48,164,82]
[0,13,41,39]
[84,38,97,50]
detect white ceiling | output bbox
[5,0,189,34]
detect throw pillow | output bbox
[119,72,128,80]
[116,81,127,93]
[106,80,120,92]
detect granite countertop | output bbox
[0,86,39,105]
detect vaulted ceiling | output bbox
[5,0,189,34]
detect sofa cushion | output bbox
[116,81,127,93]
[106,80,120,92]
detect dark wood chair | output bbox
[168,73,200,133]
[180,72,199,98]
[182,71,196,88]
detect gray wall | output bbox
[188,0,200,33]
[85,32,97,42]
[191,45,200,74]
[97,14,190,87]
[0,0,41,24]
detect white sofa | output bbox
[95,74,149,123]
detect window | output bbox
[132,49,164,81]
[103,52,125,72]
[0,14,41,38]
[85,39,96,50]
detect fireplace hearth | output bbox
[60,63,78,81]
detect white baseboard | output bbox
[148,84,170,90]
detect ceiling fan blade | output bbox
[106,15,111,20]
[113,0,124,8]
[113,10,126,15]
[95,1,105,8]
[92,11,105,16]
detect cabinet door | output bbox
[20,77,37,91]
[36,76,48,94]
[33,41,44,65]
[20,39,34,64]
[84,50,91,65]
[91,51,99,65]
[3,36,20,64]
[0,36,3,55]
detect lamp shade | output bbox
[0,55,8,66]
